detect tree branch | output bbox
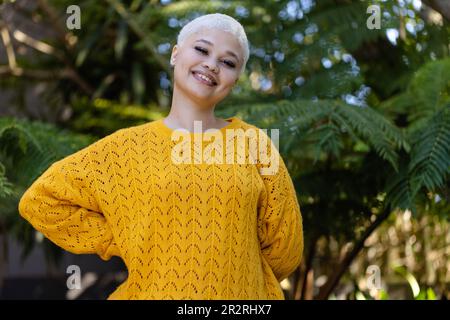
[12,29,65,60]
[0,66,93,95]
[316,206,392,300]
[422,0,450,21]
[105,0,171,75]
[36,0,75,51]
[0,22,17,69]
[1,2,94,95]
[298,233,319,300]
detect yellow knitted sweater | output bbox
[18,116,303,300]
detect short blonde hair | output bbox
[176,13,250,76]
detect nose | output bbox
[202,59,219,73]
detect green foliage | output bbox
[0,116,98,264]
[0,0,448,299]
[220,98,406,171]
[394,266,438,300]
[68,97,166,136]
[381,58,450,215]
[0,162,14,199]
[410,106,450,191]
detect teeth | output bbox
[195,72,214,85]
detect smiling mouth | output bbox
[191,71,217,87]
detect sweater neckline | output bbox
[153,116,241,137]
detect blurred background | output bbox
[0,0,448,300]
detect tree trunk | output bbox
[316,206,392,300]
[296,234,319,300]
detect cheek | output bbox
[174,53,197,74]
[220,73,238,87]
[184,51,203,65]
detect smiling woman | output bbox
[175,14,250,76]
[18,12,304,300]
[166,16,250,125]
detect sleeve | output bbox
[256,130,304,282]
[17,137,120,261]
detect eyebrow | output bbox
[194,39,240,62]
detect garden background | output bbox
[0,0,448,300]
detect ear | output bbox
[170,45,179,65]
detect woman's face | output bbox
[170,28,243,108]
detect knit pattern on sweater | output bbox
[18,117,303,300]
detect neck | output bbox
[165,87,226,132]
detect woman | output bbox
[18,13,303,300]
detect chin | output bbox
[188,82,219,98]
[176,76,230,102]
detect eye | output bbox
[195,46,236,68]
[194,46,208,54]
[223,60,236,68]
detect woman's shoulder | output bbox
[105,117,273,141]
[102,120,161,141]
[80,121,156,154]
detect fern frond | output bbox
[408,58,450,120]
[409,106,450,192]
[0,117,96,187]
[0,162,14,198]
[385,159,417,214]
[220,99,403,170]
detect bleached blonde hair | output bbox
[176,13,250,76]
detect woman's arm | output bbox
[257,131,304,282]
[18,137,120,261]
